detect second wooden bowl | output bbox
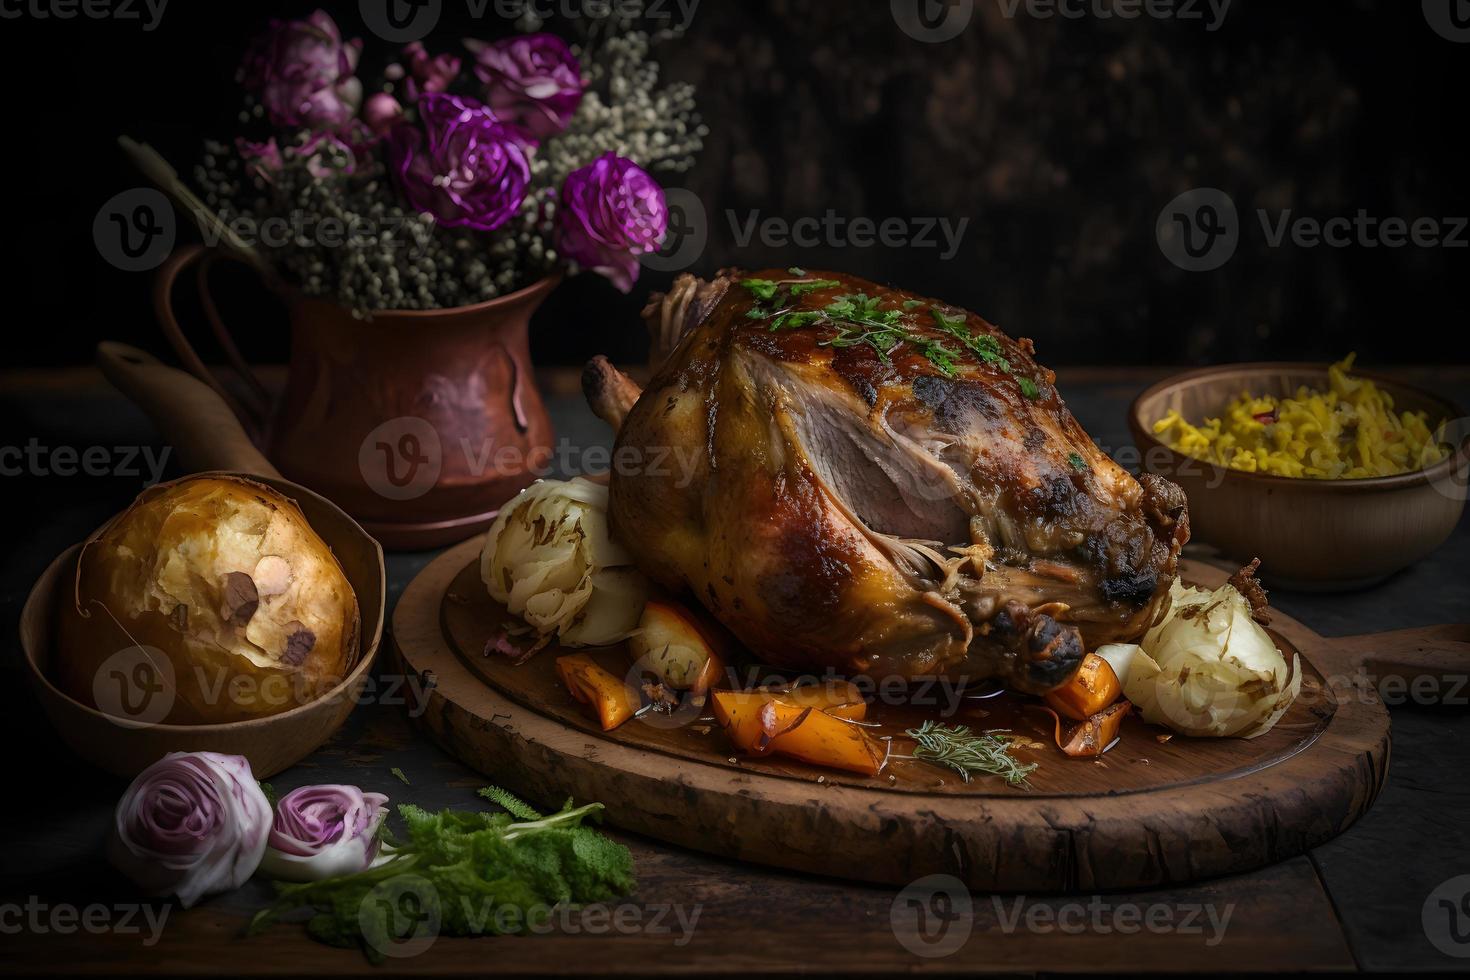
[1128,363,1468,591]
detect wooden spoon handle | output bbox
[96,341,282,479]
[1308,624,1469,697]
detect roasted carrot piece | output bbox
[711,688,883,775]
[1038,700,1131,757]
[556,653,637,731]
[1043,652,1122,721]
[754,700,886,777]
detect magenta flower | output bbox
[241,9,363,132]
[403,41,462,99]
[469,33,583,139]
[389,93,534,231]
[259,784,390,882]
[236,137,284,182]
[558,152,668,292]
[107,752,272,908]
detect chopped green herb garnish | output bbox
[738,278,781,301]
[787,266,806,276]
[789,278,842,296]
[904,721,1036,787]
[1017,377,1041,399]
[1067,452,1086,471]
[930,308,1011,371]
[740,280,1028,381]
[390,767,410,785]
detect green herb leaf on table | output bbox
[390,767,410,785]
[249,787,635,963]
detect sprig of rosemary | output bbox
[904,720,1037,787]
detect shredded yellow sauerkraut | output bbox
[1153,354,1449,479]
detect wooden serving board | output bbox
[393,537,1466,891]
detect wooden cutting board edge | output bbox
[393,536,1392,892]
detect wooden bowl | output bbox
[18,472,386,780]
[1128,363,1469,591]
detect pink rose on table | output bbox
[259,784,390,882]
[557,152,668,293]
[389,93,535,232]
[241,9,364,132]
[107,752,272,908]
[469,33,583,139]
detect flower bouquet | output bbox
[124,5,704,549]
[185,5,703,311]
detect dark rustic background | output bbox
[4,0,1466,369]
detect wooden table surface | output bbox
[1,365,1467,976]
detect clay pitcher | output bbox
[154,243,557,549]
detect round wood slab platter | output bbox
[393,536,1467,891]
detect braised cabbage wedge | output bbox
[1110,580,1302,738]
[481,478,647,648]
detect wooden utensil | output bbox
[16,343,385,778]
[1128,363,1468,590]
[393,536,1468,892]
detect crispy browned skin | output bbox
[587,269,1188,693]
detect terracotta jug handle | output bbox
[153,244,272,440]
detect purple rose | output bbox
[403,41,462,99]
[259,784,389,883]
[107,752,272,908]
[241,10,363,132]
[389,93,534,231]
[469,33,583,139]
[558,152,668,293]
[237,137,284,182]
